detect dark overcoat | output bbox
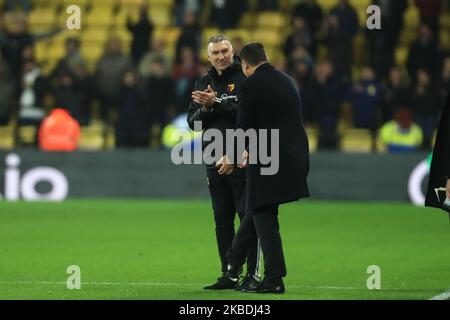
[425,90,450,212]
[237,63,310,211]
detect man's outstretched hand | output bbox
[216,155,234,175]
[192,85,217,108]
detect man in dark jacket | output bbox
[187,35,259,290]
[218,43,310,293]
[425,91,450,216]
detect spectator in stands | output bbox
[314,60,344,150]
[3,0,32,13]
[51,37,87,81]
[174,0,203,26]
[0,58,15,125]
[127,2,154,65]
[51,67,89,126]
[323,0,359,78]
[0,12,60,91]
[138,37,171,79]
[438,56,450,111]
[415,0,442,39]
[115,69,150,148]
[94,36,132,122]
[18,58,46,128]
[147,56,176,145]
[291,60,316,126]
[286,44,313,75]
[379,107,423,153]
[381,66,411,122]
[176,11,201,62]
[410,69,440,150]
[284,16,314,59]
[346,67,382,131]
[209,0,247,30]
[172,46,201,115]
[406,24,441,83]
[365,0,408,80]
[292,0,322,58]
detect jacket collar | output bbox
[208,56,242,80]
[254,62,273,73]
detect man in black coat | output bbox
[217,43,310,293]
[187,35,259,290]
[425,91,450,215]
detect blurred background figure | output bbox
[0,58,15,126]
[18,58,46,128]
[115,69,150,148]
[381,66,410,123]
[127,2,154,64]
[346,66,382,131]
[94,36,132,123]
[314,60,344,150]
[415,0,442,39]
[175,11,201,62]
[292,0,323,58]
[323,0,358,79]
[284,16,314,59]
[209,0,247,30]
[410,69,439,150]
[365,0,408,80]
[407,24,440,83]
[172,46,200,116]
[379,107,423,153]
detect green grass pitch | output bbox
[0,200,449,300]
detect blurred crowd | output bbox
[0,0,449,151]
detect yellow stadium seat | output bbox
[0,126,15,150]
[32,0,56,8]
[82,29,109,44]
[257,12,286,29]
[62,0,91,9]
[440,30,450,49]
[28,9,56,29]
[305,127,318,153]
[440,14,450,28]
[251,29,281,47]
[226,29,251,43]
[395,47,409,67]
[340,128,373,153]
[46,44,66,61]
[86,8,114,28]
[318,0,337,11]
[149,7,171,27]
[114,9,139,27]
[78,125,105,150]
[404,7,420,28]
[35,41,50,63]
[239,12,256,29]
[18,126,37,145]
[81,45,105,63]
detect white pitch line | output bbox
[429,290,450,300]
[0,281,433,292]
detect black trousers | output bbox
[227,204,286,282]
[207,168,258,276]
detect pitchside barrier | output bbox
[0,150,429,205]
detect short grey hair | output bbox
[207,34,233,53]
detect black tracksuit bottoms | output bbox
[207,168,258,276]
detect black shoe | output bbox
[203,276,238,290]
[247,278,285,294]
[236,275,261,292]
